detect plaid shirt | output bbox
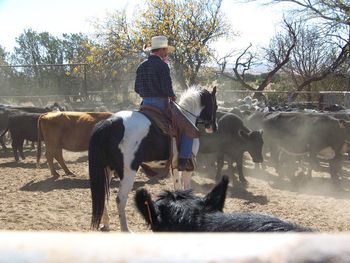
[134,55,175,98]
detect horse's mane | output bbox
[178,86,203,110]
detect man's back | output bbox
[135,55,174,98]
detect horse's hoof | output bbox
[51,172,60,178]
[99,225,110,232]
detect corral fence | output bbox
[0,63,88,99]
[0,63,138,108]
[0,232,349,262]
[1,89,349,111]
[1,63,350,110]
[217,90,350,110]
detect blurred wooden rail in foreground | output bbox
[0,232,349,262]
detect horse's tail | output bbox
[89,117,124,229]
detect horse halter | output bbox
[173,99,214,126]
[173,101,200,121]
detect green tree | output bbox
[88,10,141,102]
[136,0,232,88]
[11,29,65,94]
[0,45,14,95]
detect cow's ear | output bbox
[238,129,250,140]
[204,175,229,212]
[212,86,217,96]
[259,129,264,135]
[135,188,158,227]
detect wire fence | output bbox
[217,90,350,110]
[1,89,349,112]
[1,63,350,110]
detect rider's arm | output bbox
[160,63,175,98]
[134,65,142,95]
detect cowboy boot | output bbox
[178,158,194,172]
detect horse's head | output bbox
[199,86,218,133]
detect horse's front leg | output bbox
[182,171,194,190]
[181,138,199,189]
[117,168,136,232]
[171,170,192,190]
[172,169,182,190]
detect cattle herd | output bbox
[0,92,350,232]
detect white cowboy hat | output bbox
[143,36,175,53]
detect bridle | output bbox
[173,101,200,120]
[173,98,215,126]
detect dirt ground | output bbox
[1,147,350,232]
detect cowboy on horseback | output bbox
[135,35,194,171]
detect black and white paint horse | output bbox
[89,86,218,231]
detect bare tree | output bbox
[276,24,346,101]
[290,42,349,100]
[266,0,349,25]
[216,19,297,100]
[259,0,350,99]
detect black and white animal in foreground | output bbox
[135,176,313,232]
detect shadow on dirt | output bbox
[0,160,38,169]
[0,153,88,169]
[20,174,161,193]
[196,156,350,200]
[191,173,268,208]
[245,164,350,200]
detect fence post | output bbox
[83,64,88,99]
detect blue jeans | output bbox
[142,97,169,110]
[141,97,193,159]
[179,134,193,159]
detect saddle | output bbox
[139,101,200,178]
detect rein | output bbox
[173,101,199,119]
[144,201,153,225]
[173,101,204,124]
[174,89,216,126]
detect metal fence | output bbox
[218,90,350,110]
[0,63,139,106]
[1,63,350,110]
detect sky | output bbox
[0,0,286,56]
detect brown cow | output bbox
[37,111,113,176]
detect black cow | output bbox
[0,112,42,161]
[198,111,263,184]
[135,176,313,232]
[0,109,8,150]
[0,102,65,113]
[247,111,350,182]
[0,104,63,151]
